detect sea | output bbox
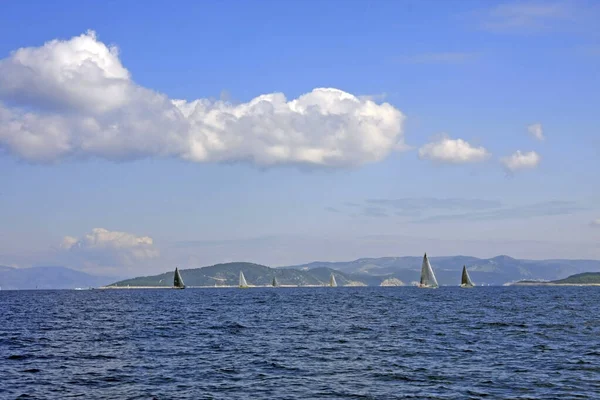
[1,287,599,399]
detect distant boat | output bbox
[173,267,185,289]
[239,271,249,288]
[272,277,279,287]
[418,253,439,289]
[329,273,337,287]
[461,265,475,288]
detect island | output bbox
[511,272,600,286]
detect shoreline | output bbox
[511,282,600,286]
[98,284,332,289]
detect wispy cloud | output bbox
[361,207,388,218]
[480,1,574,33]
[591,218,600,227]
[414,201,583,223]
[367,198,502,212]
[477,1,600,34]
[396,52,479,64]
[325,207,340,213]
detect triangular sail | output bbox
[329,273,337,287]
[419,253,439,288]
[173,267,185,289]
[239,271,248,288]
[461,265,474,287]
[272,277,278,287]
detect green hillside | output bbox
[552,272,600,284]
[108,262,358,287]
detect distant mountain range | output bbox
[3,255,600,289]
[109,255,600,288]
[0,266,115,290]
[285,255,600,286]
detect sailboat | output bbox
[272,276,279,287]
[418,253,439,289]
[329,273,337,287]
[239,271,249,288]
[460,265,475,288]
[173,267,185,289]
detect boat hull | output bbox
[417,284,438,289]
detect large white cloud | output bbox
[61,228,159,263]
[501,150,541,172]
[0,31,405,167]
[418,135,490,164]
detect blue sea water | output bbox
[1,287,600,399]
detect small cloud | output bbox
[591,218,600,227]
[501,150,541,172]
[396,52,478,64]
[325,207,340,213]
[527,123,545,141]
[418,135,490,164]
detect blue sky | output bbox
[0,0,599,276]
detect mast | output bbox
[419,253,439,288]
[173,267,185,289]
[461,265,474,287]
[329,273,337,287]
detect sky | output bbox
[0,0,599,277]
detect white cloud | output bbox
[591,218,600,227]
[61,228,159,262]
[501,150,541,172]
[527,123,544,140]
[0,31,406,167]
[418,135,490,164]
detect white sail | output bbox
[239,271,248,288]
[419,253,439,288]
[461,265,475,288]
[329,273,337,287]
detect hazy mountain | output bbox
[0,266,116,290]
[288,255,600,286]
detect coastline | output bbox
[98,284,331,289]
[511,282,600,287]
